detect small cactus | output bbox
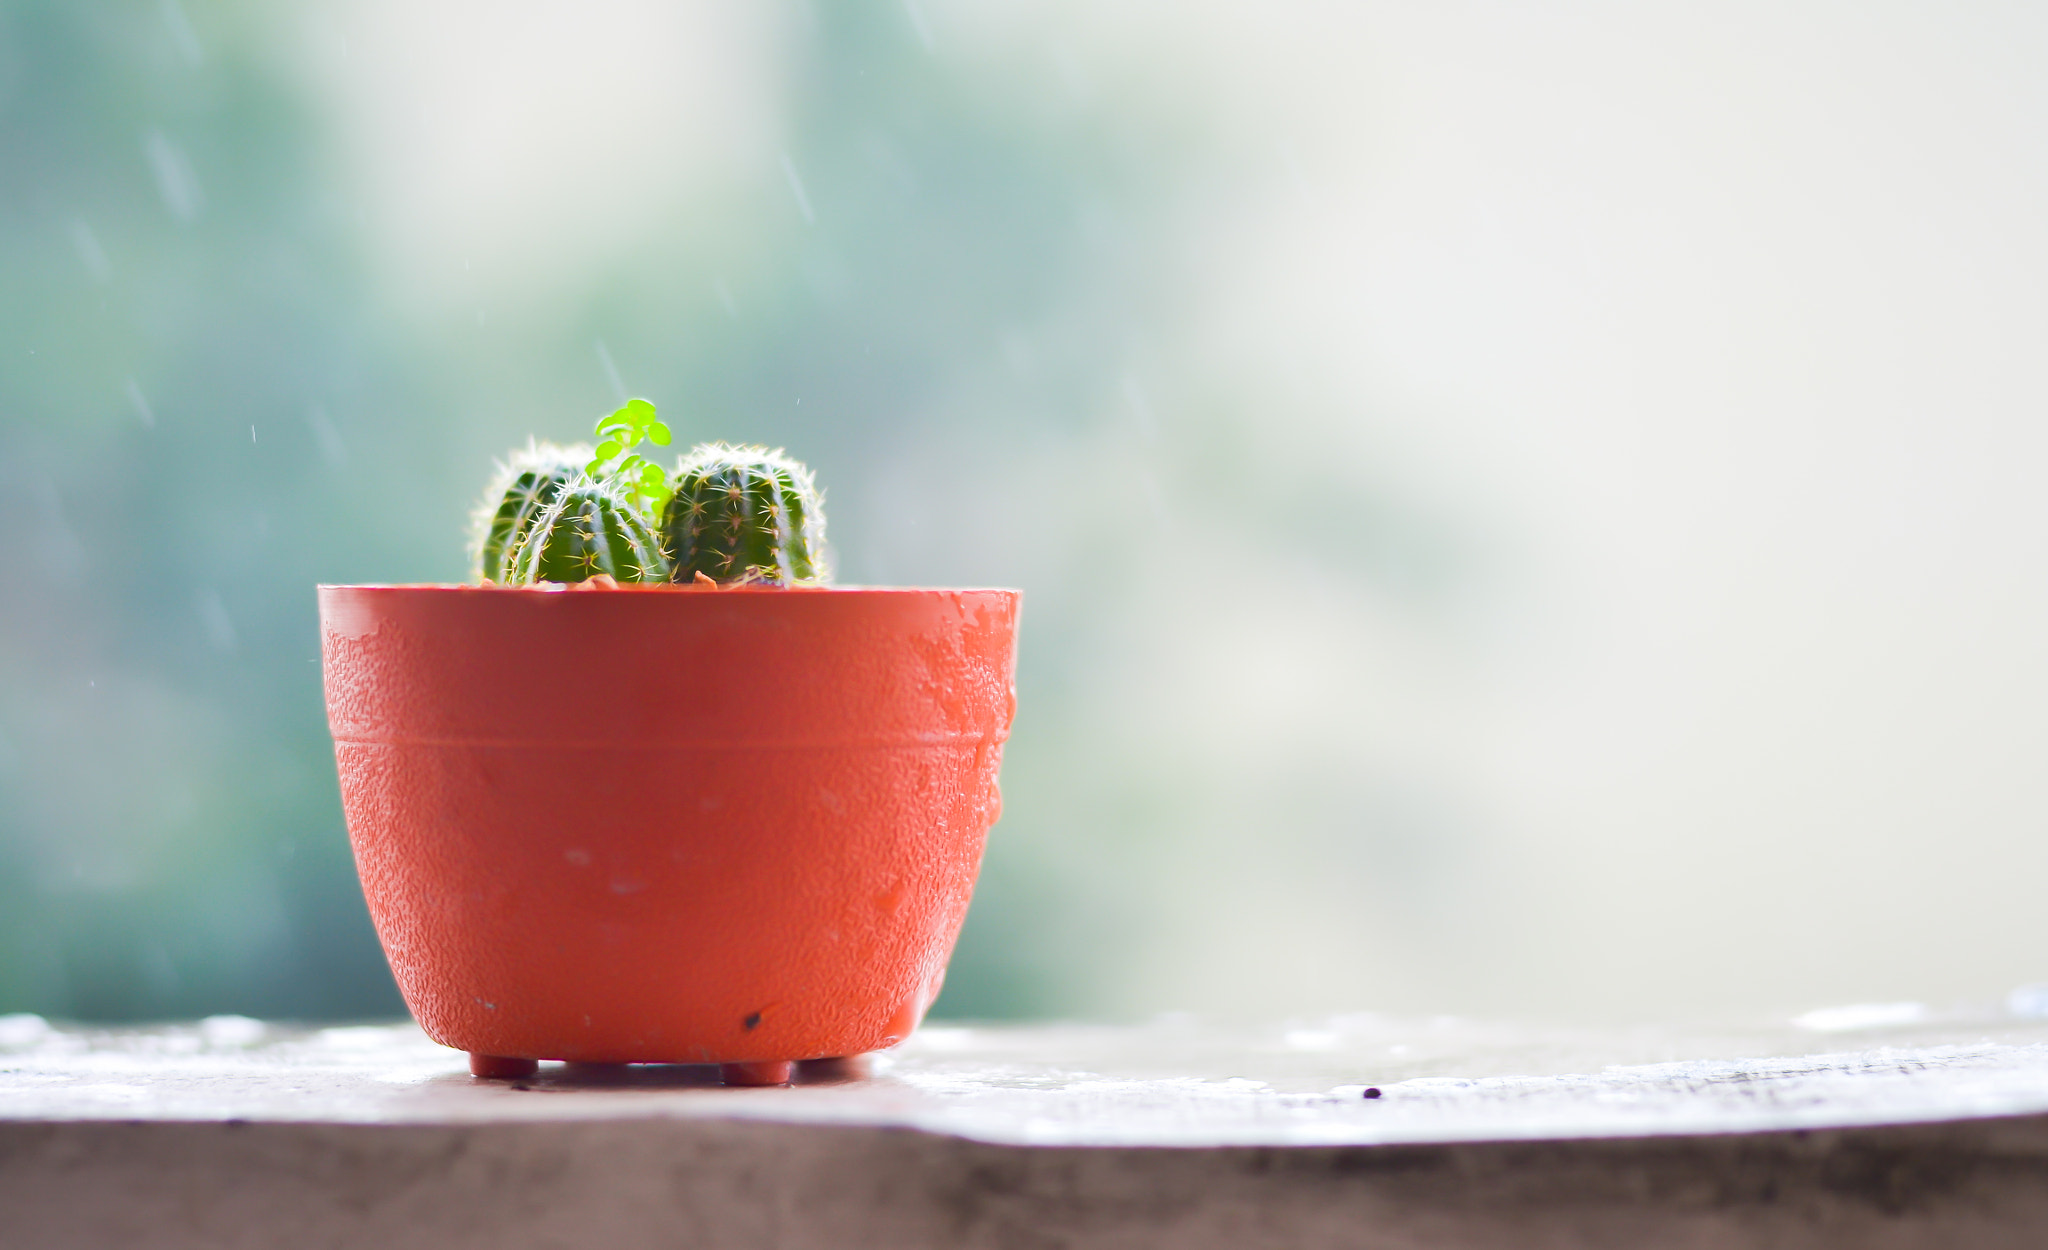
[662,443,828,585]
[511,479,671,584]
[472,440,591,583]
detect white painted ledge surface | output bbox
[6,1011,2048,1146]
[6,1010,2048,1248]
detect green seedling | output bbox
[663,443,828,585]
[587,397,674,519]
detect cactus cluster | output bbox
[472,403,828,588]
[664,443,828,585]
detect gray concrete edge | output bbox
[6,1112,2048,1249]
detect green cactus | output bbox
[510,479,671,584]
[662,443,828,585]
[471,440,591,583]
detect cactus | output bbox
[662,443,828,585]
[510,479,671,584]
[471,440,591,583]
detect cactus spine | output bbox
[472,441,591,583]
[511,480,671,584]
[662,443,827,585]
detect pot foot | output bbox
[469,1053,539,1079]
[720,1060,793,1087]
[796,1054,873,1082]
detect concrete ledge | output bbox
[8,1114,2048,1249]
[7,1013,2048,1248]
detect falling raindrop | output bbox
[195,590,237,654]
[160,0,202,65]
[595,340,627,402]
[28,476,86,582]
[780,153,817,225]
[126,380,156,428]
[68,220,109,282]
[306,406,347,467]
[902,0,936,53]
[143,129,204,222]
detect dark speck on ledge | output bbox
[1364,1087,1382,1099]
[743,1012,762,1030]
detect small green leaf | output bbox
[648,421,672,445]
[593,439,622,462]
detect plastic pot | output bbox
[318,583,1019,1084]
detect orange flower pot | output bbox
[318,583,1019,1084]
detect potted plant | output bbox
[319,401,1019,1085]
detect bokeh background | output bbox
[5,0,2048,1026]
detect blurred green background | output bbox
[7,0,2048,1027]
[2,0,1334,1023]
